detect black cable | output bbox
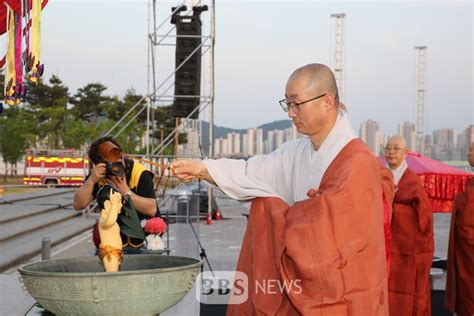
[23,302,37,316]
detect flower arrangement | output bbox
[141,217,167,251]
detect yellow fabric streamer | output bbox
[29,0,41,84]
[5,6,16,105]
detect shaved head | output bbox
[385,135,408,169]
[284,63,343,150]
[289,63,340,105]
[387,135,407,149]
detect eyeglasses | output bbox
[279,93,327,113]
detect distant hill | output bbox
[200,119,292,154]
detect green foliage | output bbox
[0,73,169,167]
[0,106,35,165]
[149,105,180,153]
[103,89,147,122]
[61,119,92,149]
[25,75,70,148]
[104,89,148,154]
[69,83,111,123]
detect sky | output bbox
[14,0,474,135]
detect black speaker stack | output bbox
[171,5,208,119]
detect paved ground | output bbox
[0,191,248,315]
[1,191,453,316]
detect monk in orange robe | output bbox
[383,136,434,316]
[242,139,388,315]
[445,142,474,316]
[172,63,390,315]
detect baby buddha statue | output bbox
[97,185,123,272]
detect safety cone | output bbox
[206,212,212,225]
[215,210,222,220]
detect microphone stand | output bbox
[188,211,214,276]
[189,180,217,312]
[189,179,215,276]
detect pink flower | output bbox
[144,217,167,234]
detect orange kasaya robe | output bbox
[445,177,474,316]
[380,166,395,278]
[388,168,434,316]
[227,139,389,316]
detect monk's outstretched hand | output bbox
[170,159,206,182]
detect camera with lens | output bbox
[98,141,126,178]
[105,161,125,178]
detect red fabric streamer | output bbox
[14,9,22,85]
[0,0,48,35]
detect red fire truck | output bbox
[23,149,89,186]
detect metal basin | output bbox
[19,255,202,315]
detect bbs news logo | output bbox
[197,271,248,305]
[196,271,302,305]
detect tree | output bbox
[70,83,111,123]
[98,89,149,154]
[25,75,70,148]
[101,89,147,122]
[122,89,148,123]
[1,70,179,161]
[0,106,34,180]
[61,118,90,149]
[150,105,185,155]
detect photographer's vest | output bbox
[124,158,149,192]
[123,159,152,248]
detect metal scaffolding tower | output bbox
[415,46,427,153]
[105,0,216,160]
[330,13,346,102]
[149,0,215,158]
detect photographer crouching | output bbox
[73,136,160,254]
